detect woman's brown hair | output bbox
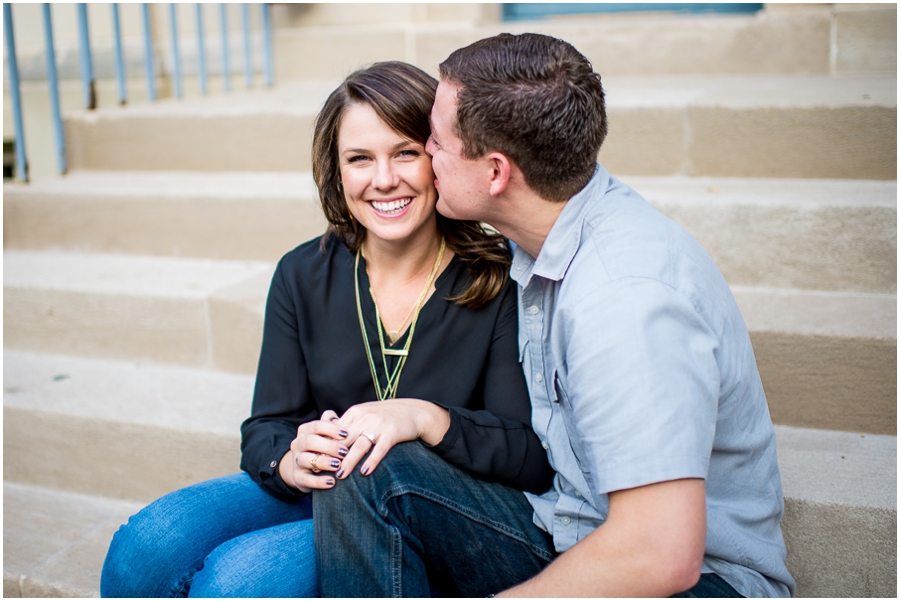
[312,61,511,309]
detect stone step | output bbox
[3,171,327,262]
[734,287,896,436]
[5,173,896,293]
[3,250,272,374]
[3,351,250,503]
[3,417,895,597]
[776,425,897,598]
[4,252,895,433]
[272,4,896,80]
[3,481,142,598]
[62,75,896,180]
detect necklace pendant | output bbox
[383,348,409,357]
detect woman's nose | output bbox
[372,161,398,190]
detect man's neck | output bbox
[489,192,567,259]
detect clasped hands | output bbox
[278,398,450,493]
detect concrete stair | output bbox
[4,349,895,596]
[61,75,896,180]
[3,4,896,598]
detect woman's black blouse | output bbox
[240,235,554,501]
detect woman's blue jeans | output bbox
[100,472,316,597]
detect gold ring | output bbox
[362,432,377,444]
[310,453,321,473]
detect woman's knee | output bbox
[189,520,318,598]
[100,473,262,597]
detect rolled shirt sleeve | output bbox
[559,277,720,497]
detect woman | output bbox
[100,61,552,598]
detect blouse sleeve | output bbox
[429,282,555,493]
[240,256,318,501]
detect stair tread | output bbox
[4,350,251,436]
[7,171,896,207]
[3,250,272,297]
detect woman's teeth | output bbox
[371,198,412,214]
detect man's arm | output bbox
[497,478,707,598]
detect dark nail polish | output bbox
[339,430,348,438]
[338,447,348,457]
[330,459,341,469]
[326,478,335,486]
[361,465,370,476]
[336,468,345,479]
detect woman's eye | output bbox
[399,149,420,158]
[346,155,369,163]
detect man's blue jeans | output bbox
[314,441,745,598]
[314,441,556,597]
[100,473,317,597]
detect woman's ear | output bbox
[487,152,511,197]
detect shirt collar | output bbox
[511,164,609,286]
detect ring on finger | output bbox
[310,453,321,473]
[362,431,377,444]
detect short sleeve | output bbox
[561,277,719,496]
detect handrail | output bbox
[4,3,275,181]
[4,3,28,182]
[42,4,66,175]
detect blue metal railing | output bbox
[4,3,274,182]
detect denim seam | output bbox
[390,525,403,597]
[378,484,555,562]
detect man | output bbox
[315,33,795,597]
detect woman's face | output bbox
[338,102,438,246]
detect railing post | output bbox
[111,3,127,105]
[4,3,28,182]
[169,4,183,98]
[142,3,156,101]
[76,3,96,109]
[220,4,230,92]
[241,3,252,88]
[195,4,207,94]
[261,3,273,87]
[42,3,66,175]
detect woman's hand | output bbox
[278,410,350,492]
[335,398,451,479]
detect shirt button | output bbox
[535,373,543,383]
[269,460,278,469]
[541,441,549,450]
[575,491,582,498]
[529,305,540,315]
[560,516,572,525]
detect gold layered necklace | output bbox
[354,237,446,400]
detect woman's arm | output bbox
[240,256,334,500]
[430,281,554,492]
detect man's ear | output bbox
[487,152,511,197]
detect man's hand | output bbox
[498,478,707,598]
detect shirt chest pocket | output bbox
[552,372,593,481]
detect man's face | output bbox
[426,80,489,222]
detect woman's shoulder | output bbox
[277,232,353,277]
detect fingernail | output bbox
[326,478,335,486]
[330,417,339,422]
[338,447,348,457]
[330,459,341,469]
[339,430,348,438]
[336,468,345,479]
[361,465,370,476]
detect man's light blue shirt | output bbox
[513,164,795,597]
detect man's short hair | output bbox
[439,33,607,202]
